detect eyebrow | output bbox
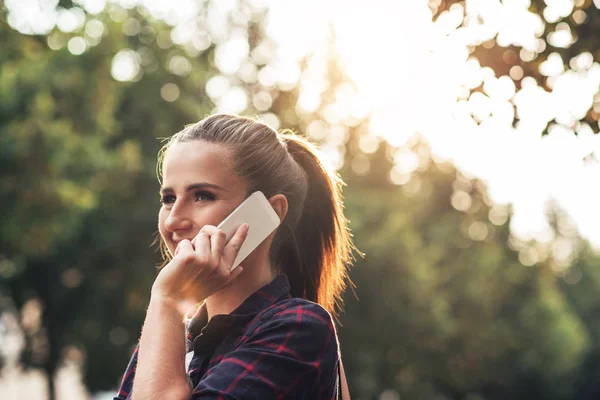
[159,182,227,195]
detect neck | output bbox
[204,253,276,320]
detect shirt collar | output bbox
[186,274,291,351]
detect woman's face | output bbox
[158,140,249,256]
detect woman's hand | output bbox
[151,224,249,306]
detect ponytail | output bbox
[274,133,355,317]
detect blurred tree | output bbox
[433,0,600,133]
[338,142,591,400]
[0,6,210,397]
[2,2,600,400]
[559,243,600,399]
[0,12,132,399]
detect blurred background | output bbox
[2,0,600,399]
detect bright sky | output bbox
[6,0,600,255]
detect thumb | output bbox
[222,266,244,289]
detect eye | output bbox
[160,194,175,205]
[194,190,216,202]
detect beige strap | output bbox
[339,360,350,400]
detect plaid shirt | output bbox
[114,274,340,399]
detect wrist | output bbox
[149,290,180,310]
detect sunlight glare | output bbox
[95,0,600,246]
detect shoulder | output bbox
[198,299,339,398]
[256,298,336,333]
[243,298,339,355]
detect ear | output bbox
[268,194,288,223]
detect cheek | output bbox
[158,209,176,255]
[158,208,169,238]
[207,209,232,226]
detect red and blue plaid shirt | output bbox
[114,274,340,399]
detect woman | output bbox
[114,114,353,399]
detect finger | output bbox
[222,266,244,288]
[194,232,211,262]
[210,230,226,264]
[199,225,226,261]
[222,223,249,267]
[191,225,218,250]
[175,239,194,257]
[199,225,218,236]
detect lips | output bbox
[172,236,196,245]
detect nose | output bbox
[164,202,193,233]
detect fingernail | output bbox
[243,223,249,233]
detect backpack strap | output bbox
[338,357,350,400]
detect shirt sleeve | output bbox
[113,344,139,400]
[191,301,340,400]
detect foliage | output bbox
[340,149,591,399]
[1,2,600,400]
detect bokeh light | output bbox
[4,1,600,398]
[111,49,141,82]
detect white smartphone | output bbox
[217,191,281,271]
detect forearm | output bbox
[132,296,191,400]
